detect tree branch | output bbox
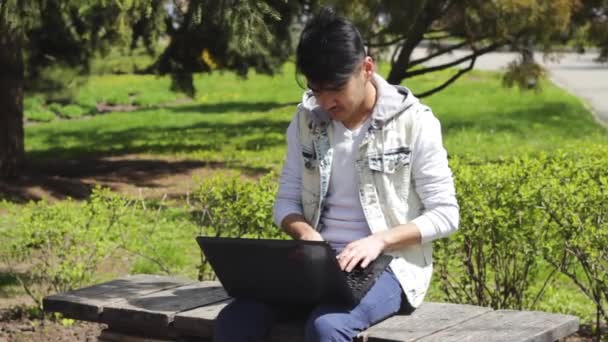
[423,33,453,40]
[365,35,408,48]
[409,41,469,67]
[404,41,504,79]
[416,54,476,98]
[364,26,391,40]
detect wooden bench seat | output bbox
[43,274,579,342]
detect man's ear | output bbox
[362,56,375,80]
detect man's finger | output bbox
[360,256,371,269]
[338,253,350,270]
[345,254,363,272]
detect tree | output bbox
[323,0,580,97]
[574,0,608,61]
[0,0,297,178]
[0,1,165,178]
[148,0,302,97]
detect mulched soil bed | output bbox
[0,308,105,342]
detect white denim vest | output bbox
[295,94,434,308]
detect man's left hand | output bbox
[336,234,386,272]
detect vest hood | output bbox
[300,73,420,128]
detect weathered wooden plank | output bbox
[172,299,232,338]
[174,301,306,342]
[354,302,492,342]
[43,274,193,322]
[100,281,229,336]
[417,309,579,342]
[172,301,491,342]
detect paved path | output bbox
[412,48,608,126]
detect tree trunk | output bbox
[0,32,25,178]
[386,8,433,85]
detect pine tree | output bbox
[0,0,297,178]
[150,0,301,97]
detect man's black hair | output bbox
[296,7,366,89]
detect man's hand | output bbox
[281,213,324,242]
[336,234,386,272]
[300,229,324,241]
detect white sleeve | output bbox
[410,111,460,243]
[273,116,304,227]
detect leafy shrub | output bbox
[59,104,90,118]
[120,199,200,278]
[536,149,608,339]
[0,188,200,309]
[435,145,608,336]
[24,97,55,122]
[48,103,90,119]
[190,172,288,280]
[435,155,551,310]
[25,108,56,122]
[2,188,127,309]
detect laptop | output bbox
[196,236,393,306]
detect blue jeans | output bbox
[213,269,413,342]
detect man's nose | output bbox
[316,92,336,111]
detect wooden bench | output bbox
[43,274,579,342]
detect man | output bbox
[214,7,459,342]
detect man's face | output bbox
[307,57,374,124]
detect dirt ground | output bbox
[0,155,237,203]
[0,156,603,341]
[0,314,104,342]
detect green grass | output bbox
[385,65,608,159]
[25,64,608,173]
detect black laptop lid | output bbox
[196,237,349,305]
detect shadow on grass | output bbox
[0,269,27,302]
[0,158,269,203]
[167,101,299,114]
[0,272,20,290]
[27,118,291,162]
[17,101,296,202]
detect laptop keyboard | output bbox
[342,255,393,300]
[345,266,374,291]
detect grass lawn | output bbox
[25,64,608,174]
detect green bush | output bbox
[536,149,608,339]
[59,104,90,119]
[0,188,201,308]
[121,200,200,278]
[190,172,288,280]
[24,97,56,122]
[47,103,90,119]
[25,108,56,122]
[2,188,126,309]
[24,96,45,110]
[435,145,608,336]
[435,155,550,310]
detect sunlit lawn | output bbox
[25,63,607,173]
